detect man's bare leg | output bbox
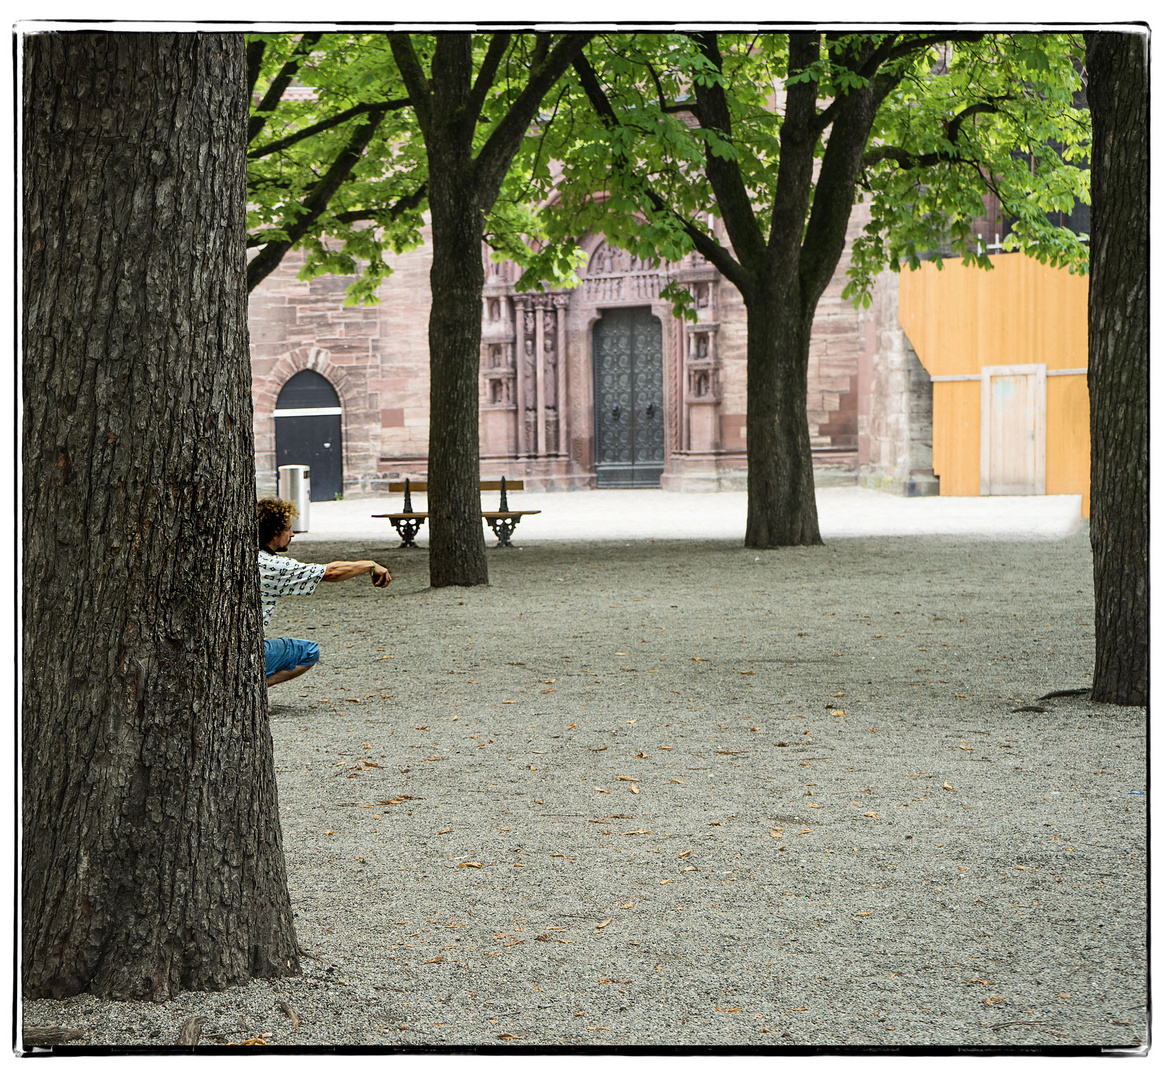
[267,664,314,687]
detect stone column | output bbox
[556,296,569,456]
[535,303,548,456]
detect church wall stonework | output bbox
[248,205,931,497]
[856,269,938,496]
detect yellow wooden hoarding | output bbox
[899,253,1090,516]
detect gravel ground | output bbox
[20,523,1148,1054]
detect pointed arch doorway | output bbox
[274,369,344,500]
[592,307,665,487]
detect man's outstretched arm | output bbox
[322,560,391,587]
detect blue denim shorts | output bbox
[264,637,320,677]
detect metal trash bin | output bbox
[278,464,311,533]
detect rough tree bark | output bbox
[1085,31,1149,706]
[22,31,300,1000]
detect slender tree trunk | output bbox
[743,295,823,547]
[22,31,300,1000]
[1085,30,1149,706]
[426,167,491,587]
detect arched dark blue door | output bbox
[274,370,343,501]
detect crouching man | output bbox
[258,497,391,687]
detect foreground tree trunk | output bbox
[1085,31,1149,706]
[22,31,300,1000]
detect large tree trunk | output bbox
[1085,31,1149,706]
[22,31,300,1000]
[426,171,491,587]
[743,292,823,548]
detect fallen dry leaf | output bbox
[620,902,634,909]
[617,776,639,782]
[863,811,880,819]
[854,911,872,917]
[678,850,692,858]
[942,782,955,791]
[983,996,1005,1005]
[831,710,846,717]
[458,861,482,869]
[630,785,640,794]
[496,1033,522,1039]
[595,918,611,929]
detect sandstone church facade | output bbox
[247,205,938,502]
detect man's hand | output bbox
[371,565,392,588]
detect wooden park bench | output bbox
[372,476,540,548]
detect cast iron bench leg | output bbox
[486,514,521,547]
[393,516,425,548]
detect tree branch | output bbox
[815,32,986,134]
[570,50,751,294]
[330,183,428,224]
[249,99,412,158]
[246,38,266,99]
[473,32,594,201]
[246,107,390,292]
[862,100,1005,170]
[387,32,433,138]
[249,32,323,143]
[468,33,512,122]
[689,32,770,278]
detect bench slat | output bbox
[386,479,526,492]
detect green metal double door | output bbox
[592,307,664,488]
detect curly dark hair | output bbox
[258,497,297,547]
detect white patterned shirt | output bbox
[258,549,327,630]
